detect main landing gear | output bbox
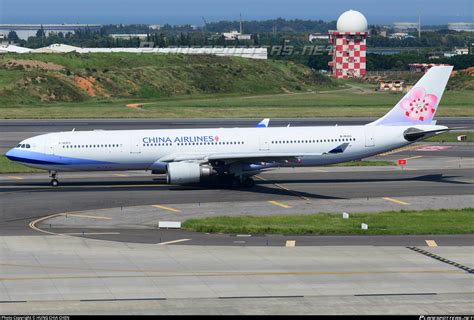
[231,176,255,188]
[49,170,59,187]
[215,175,255,188]
[241,177,256,188]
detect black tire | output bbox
[242,178,255,188]
[50,179,59,187]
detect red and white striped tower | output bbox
[328,10,368,79]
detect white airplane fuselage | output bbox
[6,124,443,172]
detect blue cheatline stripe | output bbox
[5,155,64,165]
[5,149,116,166]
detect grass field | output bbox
[1,89,472,119]
[0,53,472,119]
[182,208,474,235]
[330,160,394,167]
[0,155,46,173]
[0,53,337,106]
[426,131,473,142]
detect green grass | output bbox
[426,132,473,143]
[1,89,472,119]
[0,53,337,106]
[0,53,472,119]
[0,155,46,173]
[330,160,395,167]
[182,208,474,235]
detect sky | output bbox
[0,0,472,25]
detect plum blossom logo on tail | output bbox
[400,87,438,122]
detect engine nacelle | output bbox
[166,162,214,184]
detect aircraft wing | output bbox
[159,151,325,163]
[158,142,350,163]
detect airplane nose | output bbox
[5,148,16,160]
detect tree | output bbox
[36,26,46,39]
[7,30,20,42]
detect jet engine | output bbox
[166,162,214,184]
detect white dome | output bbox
[336,10,368,33]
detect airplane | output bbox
[5,66,453,188]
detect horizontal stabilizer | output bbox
[403,127,450,142]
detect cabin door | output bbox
[365,129,375,147]
[130,136,142,154]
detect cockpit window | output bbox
[15,143,31,148]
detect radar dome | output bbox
[336,10,368,33]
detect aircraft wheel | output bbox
[242,178,255,188]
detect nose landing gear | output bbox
[49,170,59,187]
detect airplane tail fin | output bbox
[369,65,453,126]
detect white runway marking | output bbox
[157,238,191,245]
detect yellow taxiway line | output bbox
[63,232,120,236]
[63,213,112,220]
[112,173,129,177]
[0,269,463,282]
[382,197,410,205]
[268,200,292,209]
[379,144,423,156]
[29,211,113,236]
[256,175,309,201]
[152,204,181,213]
[6,176,24,180]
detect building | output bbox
[0,24,101,40]
[409,63,450,73]
[328,10,368,79]
[4,43,267,59]
[0,44,32,53]
[388,32,415,40]
[444,47,469,57]
[110,34,149,40]
[447,22,474,32]
[31,44,81,53]
[378,80,404,92]
[222,30,252,41]
[222,15,251,41]
[393,22,419,31]
[308,33,329,41]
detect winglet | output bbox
[256,118,270,128]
